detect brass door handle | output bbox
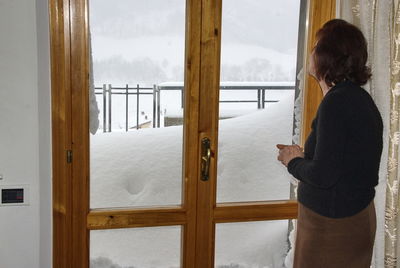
[201,137,211,181]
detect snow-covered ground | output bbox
[90,92,295,268]
[91,220,289,268]
[90,91,294,208]
[91,226,182,268]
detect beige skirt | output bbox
[293,200,376,268]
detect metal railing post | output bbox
[102,84,106,132]
[157,86,160,128]
[125,84,129,132]
[108,84,112,132]
[181,87,184,109]
[136,84,140,130]
[257,89,261,109]
[261,89,266,109]
[153,84,157,128]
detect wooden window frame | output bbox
[49,0,336,267]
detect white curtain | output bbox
[339,1,392,267]
[89,30,100,135]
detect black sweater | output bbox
[287,80,383,218]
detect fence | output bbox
[95,82,295,132]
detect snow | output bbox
[158,81,295,88]
[219,82,295,88]
[216,92,295,202]
[91,226,181,268]
[89,0,300,85]
[90,92,296,267]
[90,123,182,207]
[88,0,301,265]
[157,82,184,88]
[165,108,259,119]
[90,92,294,207]
[215,221,289,268]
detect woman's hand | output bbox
[276,144,304,167]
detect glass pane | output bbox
[91,225,182,268]
[215,220,293,268]
[89,0,186,209]
[217,0,303,203]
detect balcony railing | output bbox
[95,82,295,132]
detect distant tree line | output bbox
[93,56,295,85]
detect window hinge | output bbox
[67,150,73,163]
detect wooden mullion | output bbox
[301,0,336,144]
[195,0,223,267]
[87,208,186,230]
[214,201,298,223]
[182,0,202,267]
[70,0,90,267]
[50,0,73,267]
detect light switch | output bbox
[0,185,29,206]
[2,189,24,203]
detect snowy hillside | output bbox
[89,0,300,85]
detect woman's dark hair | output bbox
[313,19,371,86]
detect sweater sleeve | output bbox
[287,92,347,189]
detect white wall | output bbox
[0,0,51,267]
[36,0,52,267]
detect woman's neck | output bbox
[319,80,332,96]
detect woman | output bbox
[277,19,383,268]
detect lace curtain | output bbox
[89,31,100,135]
[339,0,400,267]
